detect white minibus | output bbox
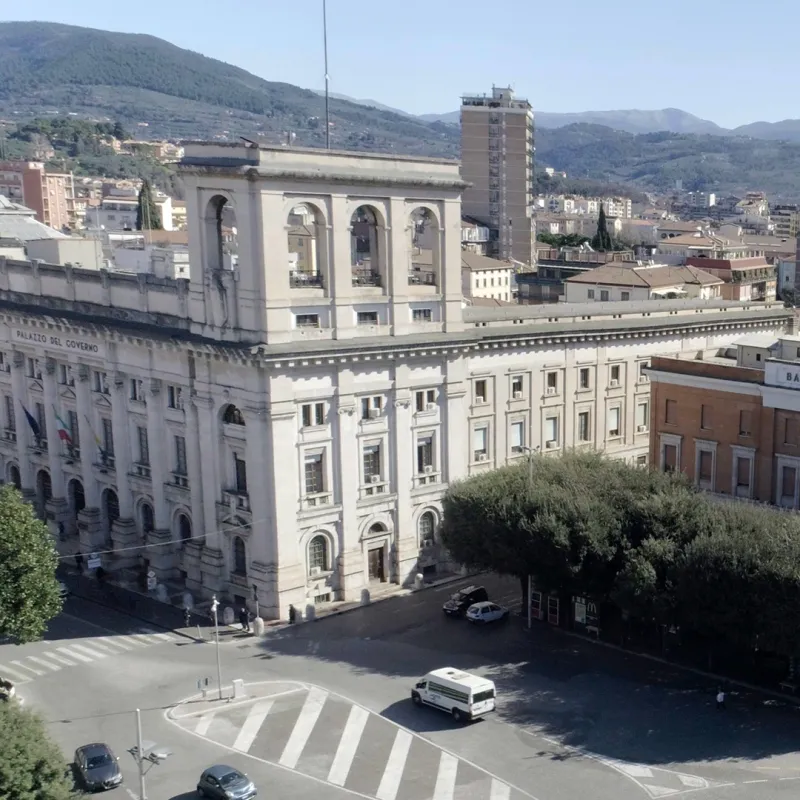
[411,667,496,722]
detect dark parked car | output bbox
[443,585,489,617]
[74,743,122,792]
[197,764,257,799]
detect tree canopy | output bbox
[136,179,163,230]
[0,701,78,800]
[0,485,62,643]
[591,206,614,251]
[441,452,800,657]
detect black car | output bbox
[74,743,123,792]
[443,585,489,617]
[197,764,257,800]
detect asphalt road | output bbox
[4,578,800,800]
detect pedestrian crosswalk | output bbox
[604,759,730,797]
[0,628,176,685]
[171,682,534,800]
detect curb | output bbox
[559,627,800,708]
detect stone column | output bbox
[75,364,103,554]
[109,371,137,570]
[330,194,356,339]
[195,394,224,592]
[42,358,69,526]
[392,366,416,586]
[244,403,271,615]
[444,355,469,484]
[10,351,35,501]
[183,396,206,593]
[145,378,173,580]
[388,197,411,336]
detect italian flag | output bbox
[54,410,73,446]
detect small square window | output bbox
[600,290,609,301]
[511,376,523,397]
[546,372,558,390]
[610,365,621,383]
[357,311,379,326]
[587,289,595,299]
[412,308,432,322]
[579,368,590,390]
[296,314,320,328]
[621,291,630,301]
[301,402,325,428]
[360,396,382,420]
[474,379,487,403]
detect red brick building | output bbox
[647,333,800,506]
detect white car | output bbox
[466,601,509,624]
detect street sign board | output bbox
[87,553,101,570]
[146,570,157,591]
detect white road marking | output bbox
[641,786,679,798]
[327,705,369,786]
[68,643,108,660]
[25,655,61,672]
[279,688,327,769]
[129,634,159,646]
[375,729,412,800]
[80,640,118,655]
[490,779,511,800]
[11,659,44,676]
[744,780,769,784]
[233,700,274,753]
[138,629,173,643]
[0,664,32,682]
[42,651,76,666]
[96,637,134,652]
[57,646,94,664]
[618,764,654,778]
[195,712,216,737]
[677,774,707,788]
[117,635,148,648]
[432,752,459,800]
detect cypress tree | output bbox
[591,204,614,252]
[136,179,163,231]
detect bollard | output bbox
[232,679,245,700]
[414,573,424,590]
[252,617,265,636]
[222,606,235,626]
[360,589,371,606]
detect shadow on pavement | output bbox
[255,574,800,769]
[378,698,481,734]
[166,793,198,800]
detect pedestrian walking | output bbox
[239,606,250,632]
[288,604,297,624]
[184,607,191,628]
[75,552,84,573]
[716,688,726,710]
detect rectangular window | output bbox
[665,399,677,424]
[608,407,621,438]
[782,466,796,498]
[415,389,437,412]
[736,457,751,488]
[698,450,713,482]
[663,444,677,472]
[67,410,79,450]
[577,411,590,442]
[412,308,432,322]
[636,402,649,430]
[174,435,187,475]
[301,402,325,427]
[700,404,712,430]
[360,396,382,420]
[579,368,590,389]
[511,376,524,397]
[296,314,320,328]
[102,417,114,456]
[304,453,324,494]
[785,418,800,446]
[167,385,183,410]
[546,371,558,391]
[137,426,149,465]
[234,453,248,493]
[621,291,630,301]
[417,436,433,473]
[35,402,46,441]
[610,364,620,384]
[638,361,649,381]
[93,370,109,394]
[587,289,595,299]
[545,416,558,445]
[58,364,72,385]
[600,289,609,301]
[5,395,14,431]
[357,311,379,325]
[474,379,487,403]
[636,454,648,467]
[472,426,488,460]
[510,420,524,453]
[130,379,144,402]
[363,444,381,479]
[739,410,752,436]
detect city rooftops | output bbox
[565,263,722,289]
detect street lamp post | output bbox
[211,595,223,700]
[129,708,171,800]
[135,708,146,800]
[518,446,540,629]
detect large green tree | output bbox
[0,485,62,643]
[135,179,163,231]
[0,700,78,800]
[591,205,614,251]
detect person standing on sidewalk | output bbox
[238,606,250,632]
[716,688,726,710]
[75,552,84,573]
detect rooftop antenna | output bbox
[323,0,331,149]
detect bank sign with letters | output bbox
[12,328,105,359]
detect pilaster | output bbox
[441,198,466,333]
[145,527,175,580]
[110,372,134,519]
[195,394,220,548]
[109,518,139,572]
[445,355,469,483]
[77,506,104,554]
[185,397,205,544]
[10,351,33,489]
[392,364,416,585]
[329,194,356,339]
[243,403,271,566]
[75,364,100,508]
[146,378,168,529]
[388,197,410,336]
[42,357,66,499]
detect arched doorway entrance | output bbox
[35,469,51,519]
[7,464,20,491]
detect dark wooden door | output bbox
[368,547,385,582]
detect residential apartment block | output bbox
[460,87,535,265]
[0,161,75,230]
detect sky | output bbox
[4,0,798,128]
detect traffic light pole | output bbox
[211,595,223,700]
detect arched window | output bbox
[308,535,329,574]
[408,206,439,288]
[68,479,85,516]
[418,511,436,547]
[8,465,20,491]
[37,470,52,502]
[177,514,192,544]
[350,205,382,287]
[140,502,154,534]
[287,202,324,287]
[368,522,386,536]
[232,536,247,575]
[103,489,120,525]
[222,405,245,426]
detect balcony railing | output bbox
[290,271,324,289]
[223,490,251,513]
[171,473,190,489]
[132,463,152,479]
[95,454,115,472]
[3,428,16,443]
[408,269,436,286]
[352,268,382,287]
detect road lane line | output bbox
[195,712,216,737]
[327,705,369,786]
[279,688,327,768]
[57,646,94,664]
[432,752,458,800]
[130,634,160,646]
[0,664,32,682]
[233,700,274,753]
[68,643,108,660]
[117,635,148,648]
[490,779,511,800]
[97,637,134,652]
[138,629,174,642]
[25,655,61,672]
[11,659,44,676]
[42,651,76,666]
[744,780,769,784]
[80,641,118,655]
[375,730,412,800]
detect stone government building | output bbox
[0,142,791,618]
